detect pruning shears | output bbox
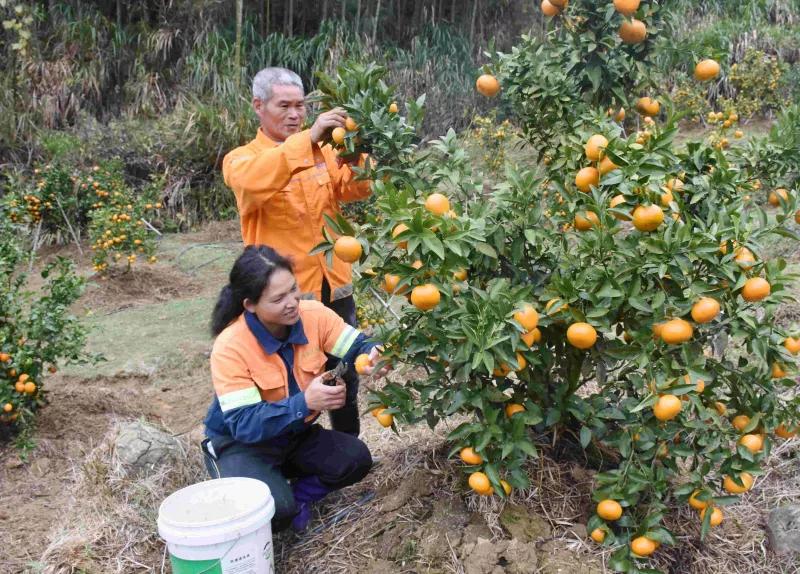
[321,361,347,386]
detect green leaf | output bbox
[580,426,592,448]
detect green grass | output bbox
[67,296,214,378]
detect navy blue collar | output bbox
[244,311,308,355]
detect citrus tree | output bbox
[312,2,800,572]
[0,219,93,437]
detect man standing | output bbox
[222,67,371,436]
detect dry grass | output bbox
[38,420,205,574]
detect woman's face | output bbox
[244,268,301,327]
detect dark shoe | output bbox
[290,476,332,532]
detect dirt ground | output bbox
[3,220,800,574]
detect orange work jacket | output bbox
[210,300,363,422]
[222,128,371,302]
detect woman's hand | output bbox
[304,375,346,411]
[363,346,392,378]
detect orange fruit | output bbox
[689,490,709,510]
[548,0,567,5]
[460,447,483,465]
[775,424,797,439]
[714,401,727,416]
[18,373,29,383]
[598,155,619,175]
[701,506,723,527]
[795,209,800,225]
[741,277,770,302]
[613,0,640,15]
[694,59,721,81]
[596,499,623,521]
[392,223,409,249]
[545,298,569,315]
[355,353,372,375]
[575,167,600,192]
[541,0,561,16]
[382,273,401,294]
[468,471,493,495]
[614,107,626,122]
[505,403,525,418]
[666,178,684,192]
[723,472,754,494]
[769,188,789,207]
[772,362,787,379]
[410,284,441,311]
[734,246,756,269]
[660,318,693,344]
[574,211,600,231]
[630,536,657,557]
[331,127,347,145]
[476,74,501,97]
[453,268,468,282]
[23,381,36,394]
[567,322,597,349]
[2,403,12,413]
[333,236,362,263]
[636,97,660,117]
[521,328,542,347]
[14,382,24,393]
[632,204,664,232]
[389,102,399,113]
[494,363,512,378]
[691,297,720,323]
[374,408,394,428]
[345,117,358,131]
[654,394,682,421]
[585,134,608,161]
[732,414,751,432]
[514,352,527,371]
[425,192,450,215]
[0,353,9,362]
[739,433,764,453]
[590,528,606,543]
[609,194,630,220]
[784,337,800,354]
[500,479,512,496]
[619,19,647,44]
[660,189,674,207]
[513,304,539,330]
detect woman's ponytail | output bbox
[211,285,242,336]
[209,245,293,336]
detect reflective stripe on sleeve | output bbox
[330,325,359,358]
[218,387,262,412]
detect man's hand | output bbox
[304,374,346,411]
[310,107,347,144]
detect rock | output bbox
[462,537,509,574]
[361,559,395,574]
[768,505,800,554]
[114,420,182,474]
[380,468,434,512]
[504,538,539,574]
[459,537,538,574]
[499,504,552,542]
[416,497,473,563]
[538,540,604,574]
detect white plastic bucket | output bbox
[158,477,276,574]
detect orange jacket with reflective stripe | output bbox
[222,128,371,302]
[209,300,363,422]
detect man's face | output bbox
[253,84,307,142]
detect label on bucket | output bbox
[169,537,274,574]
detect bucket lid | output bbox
[158,477,275,546]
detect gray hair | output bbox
[252,67,304,102]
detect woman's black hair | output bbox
[210,245,293,336]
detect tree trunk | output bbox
[470,0,478,48]
[341,0,346,22]
[355,0,361,35]
[235,0,243,87]
[450,0,456,24]
[286,0,294,37]
[372,0,381,44]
